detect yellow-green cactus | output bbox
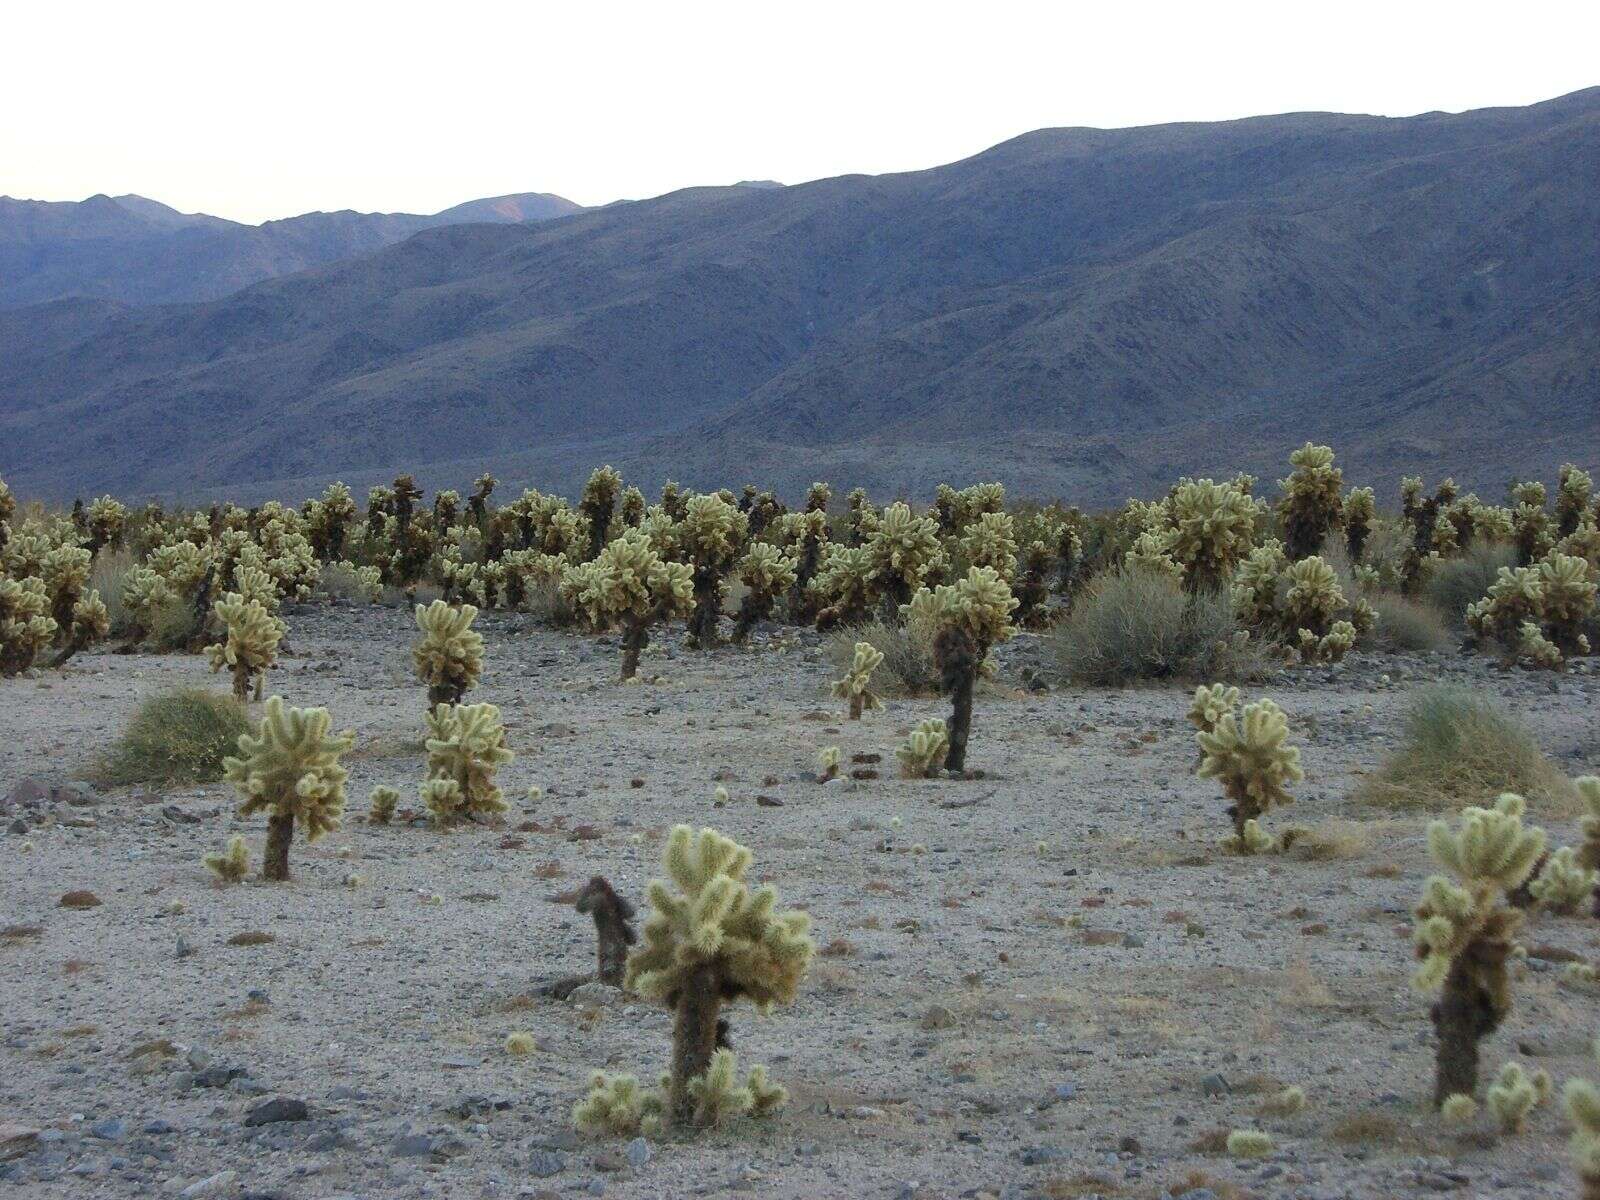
[1166,478,1259,593]
[1535,551,1596,658]
[574,1071,666,1136]
[1280,556,1353,662]
[1343,486,1376,562]
[48,588,110,668]
[579,465,624,560]
[422,702,514,825]
[1564,1041,1600,1199]
[1187,683,1241,735]
[1226,1130,1274,1158]
[563,529,694,680]
[812,543,874,629]
[730,541,797,641]
[817,745,841,782]
[204,835,250,883]
[677,492,749,647]
[222,696,354,882]
[1575,777,1600,872]
[0,576,56,676]
[622,825,813,1127]
[1412,794,1545,1106]
[206,594,284,701]
[1528,845,1598,914]
[902,566,1017,773]
[305,482,357,560]
[832,641,884,719]
[865,501,945,610]
[897,718,950,778]
[1123,529,1184,584]
[1231,540,1288,629]
[1556,464,1594,539]
[0,475,13,551]
[40,544,92,636]
[1196,698,1303,852]
[413,599,484,710]
[960,511,1019,583]
[367,785,399,825]
[1486,1061,1550,1134]
[1277,443,1345,560]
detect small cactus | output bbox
[1486,1061,1550,1134]
[206,594,283,701]
[897,719,949,778]
[1564,1040,1600,1198]
[422,703,514,826]
[1196,698,1303,852]
[1528,845,1599,914]
[817,746,841,782]
[831,642,884,719]
[204,835,250,883]
[413,599,484,711]
[222,696,354,882]
[1225,1129,1274,1158]
[368,786,399,825]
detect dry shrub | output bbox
[1356,685,1576,813]
[826,617,939,696]
[521,576,581,628]
[319,562,380,603]
[146,594,200,651]
[1425,542,1517,624]
[1281,819,1373,861]
[1329,1109,1402,1145]
[95,688,249,786]
[1051,569,1265,686]
[1366,593,1453,653]
[89,548,138,636]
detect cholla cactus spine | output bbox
[832,641,884,719]
[413,599,484,711]
[1187,683,1241,735]
[1412,794,1545,1105]
[222,696,355,882]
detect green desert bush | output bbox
[97,688,250,786]
[1052,569,1264,686]
[1367,593,1453,654]
[1426,543,1517,624]
[1358,686,1576,812]
[88,547,137,637]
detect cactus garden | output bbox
[1,454,1598,1199]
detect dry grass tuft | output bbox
[1355,686,1577,814]
[1281,819,1375,861]
[826,618,940,696]
[1366,593,1453,654]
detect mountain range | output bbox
[0,191,583,308]
[2,89,1597,505]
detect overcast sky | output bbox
[5,1,1597,224]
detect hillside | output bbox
[1,89,1597,504]
[0,191,583,308]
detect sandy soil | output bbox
[1,602,1598,1200]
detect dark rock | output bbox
[244,1098,308,1126]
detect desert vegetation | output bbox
[2,449,1598,1197]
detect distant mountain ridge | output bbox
[0,190,583,307]
[1,89,1597,504]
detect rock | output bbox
[567,982,623,1007]
[180,1171,238,1198]
[90,1118,126,1141]
[3,779,49,808]
[58,890,101,909]
[244,1097,309,1126]
[529,1149,567,1177]
[392,1133,436,1158]
[625,1137,650,1169]
[920,1004,956,1030]
[0,1124,40,1161]
[1018,1146,1069,1165]
[192,1066,244,1089]
[1200,1073,1230,1097]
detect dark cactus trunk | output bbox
[263,813,294,882]
[669,963,724,1127]
[936,626,980,775]
[620,619,648,681]
[1430,954,1504,1107]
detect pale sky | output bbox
[5,0,1597,224]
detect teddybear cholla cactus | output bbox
[1277,442,1345,560]
[1529,845,1599,914]
[367,785,399,825]
[903,566,1017,774]
[206,594,284,701]
[579,466,623,561]
[730,542,796,642]
[1486,1061,1551,1134]
[0,576,56,676]
[897,718,949,778]
[577,826,812,1131]
[1165,478,1259,593]
[413,599,484,711]
[832,641,884,719]
[1565,1041,1600,1199]
[1196,698,1303,853]
[564,529,694,680]
[1187,683,1240,736]
[422,703,513,826]
[222,696,354,882]
[864,501,945,611]
[204,835,250,883]
[1412,794,1545,1106]
[677,492,748,647]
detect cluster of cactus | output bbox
[1231,541,1371,663]
[1466,549,1597,668]
[1194,692,1303,853]
[730,542,796,641]
[222,696,354,882]
[1121,477,1262,593]
[421,702,513,825]
[206,592,284,700]
[1412,794,1544,1106]
[564,529,694,679]
[1276,443,1345,560]
[676,492,748,647]
[575,826,813,1134]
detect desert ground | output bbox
[2,602,1597,1200]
